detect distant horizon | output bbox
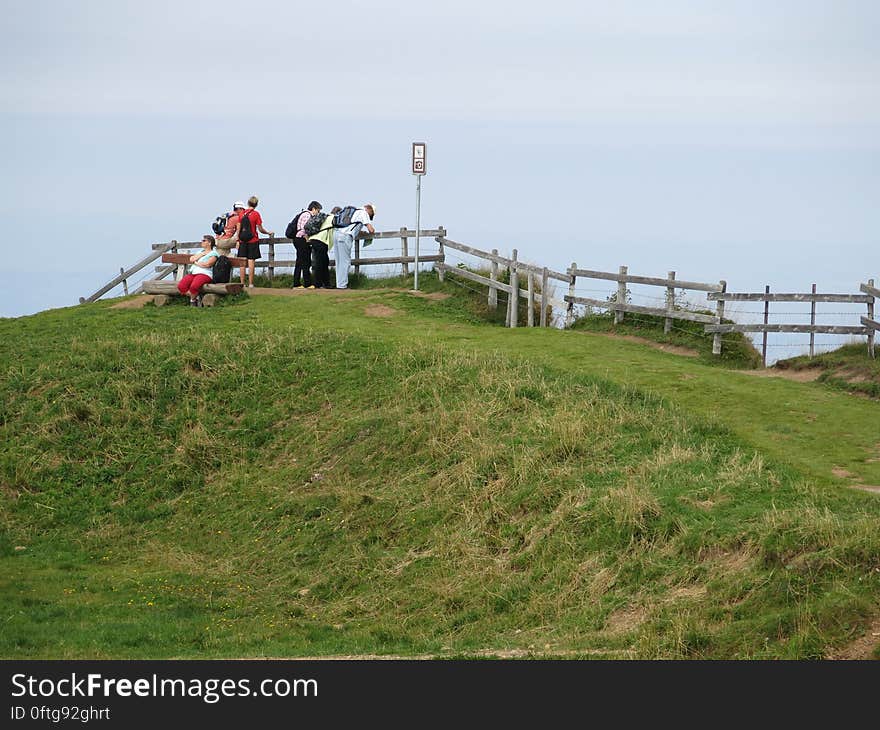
[3,1,877,363]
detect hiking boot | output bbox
[307,285,315,289]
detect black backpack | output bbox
[333,205,357,228]
[238,210,255,242]
[304,212,328,237]
[211,214,228,236]
[285,210,306,239]
[212,255,232,284]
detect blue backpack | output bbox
[333,205,357,228]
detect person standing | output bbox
[177,235,219,306]
[332,203,375,290]
[307,206,338,289]
[292,201,322,288]
[237,195,274,288]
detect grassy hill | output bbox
[2,274,879,659]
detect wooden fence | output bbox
[79,228,878,361]
[435,236,569,328]
[705,279,876,364]
[80,228,444,303]
[562,265,728,354]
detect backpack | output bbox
[238,209,255,242]
[212,254,232,284]
[211,214,228,236]
[285,210,306,240]
[333,205,357,228]
[304,212,328,237]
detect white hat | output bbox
[366,202,376,214]
[233,201,245,209]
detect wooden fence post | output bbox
[712,280,727,356]
[437,227,445,280]
[565,263,577,328]
[868,278,876,359]
[507,249,519,328]
[171,240,183,281]
[809,283,817,358]
[489,249,499,310]
[268,239,277,281]
[120,268,129,296]
[540,267,549,327]
[664,271,675,333]
[354,238,360,277]
[762,285,770,367]
[615,266,627,324]
[400,227,409,277]
[527,271,535,327]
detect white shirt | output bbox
[189,250,218,280]
[344,208,373,238]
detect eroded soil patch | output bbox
[827,615,880,659]
[364,304,399,318]
[110,295,152,309]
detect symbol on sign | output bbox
[412,142,427,175]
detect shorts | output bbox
[237,242,261,260]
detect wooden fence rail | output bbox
[437,237,566,328]
[84,228,444,302]
[79,242,177,303]
[562,263,728,354]
[81,229,878,361]
[706,282,876,362]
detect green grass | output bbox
[775,343,880,399]
[570,310,763,369]
[1,276,879,659]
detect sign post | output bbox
[412,142,426,290]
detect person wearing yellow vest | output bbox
[307,206,338,289]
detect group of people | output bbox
[287,201,376,290]
[176,196,376,306]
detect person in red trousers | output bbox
[177,235,219,306]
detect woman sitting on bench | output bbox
[177,235,219,306]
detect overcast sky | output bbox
[2,0,878,358]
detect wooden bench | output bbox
[144,253,247,306]
[142,280,243,307]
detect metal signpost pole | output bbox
[412,142,426,291]
[415,174,421,290]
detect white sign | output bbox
[412,142,426,175]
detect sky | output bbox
[2,0,878,358]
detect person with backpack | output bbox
[332,203,375,289]
[285,201,322,289]
[306,206,338,289]
[237,195,274,288]
[216,201,245,256]
[177,235,219,306]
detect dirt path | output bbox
[587,333,700,358]
[826,616,880,659]
[246,287,361,297]
[741,367,822,383]
[232,648,634,660]
[110,295,152,309]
